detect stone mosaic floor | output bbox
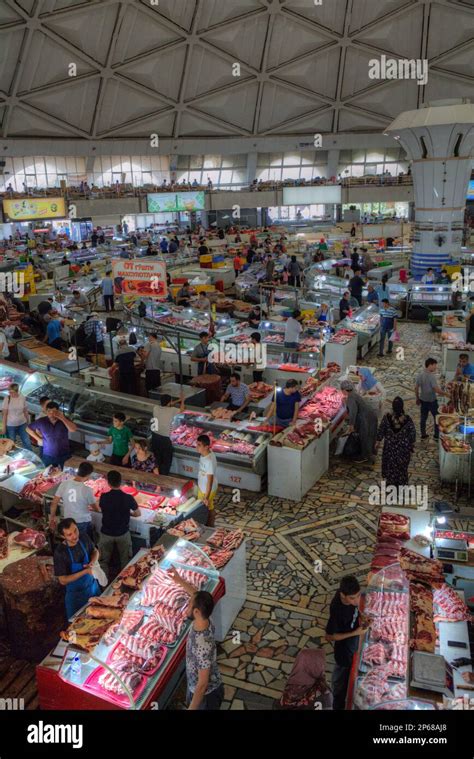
[205,322,473,710]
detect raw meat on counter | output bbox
[299,377,321,397]
[362,642,387,667]
[121,633,158,659]
[399,548,444,585]
[411,613,436,653]
[13,528,46,550]
[0,529,8,560]
[170,424,207,448]
[201,545,234,569]
[410,582,433,616]
[318,363,341,382]
[433,584,472,623]
[19,470,70,504]
[298,386,344,421]
[98,666,143,696]
[207,527,244,551]
[364,591,408,617]
[248,382,273,401]
[356,665,392,706]
[167,518,202,541]
[370,617,408,644]
[378,513,411,542]
[210,407,235,420]
[120,610,144,634]
[0,376,13,391]
[329,330,357,345]
[142,583,189,609]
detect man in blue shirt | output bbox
[378,299,398,357]
[45,311,63,350]
[265,379,301,428]
[456,353,474,381]
[160,237,169,253]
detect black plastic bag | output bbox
[343,432,361,458]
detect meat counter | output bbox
[351,564,411,710]
[17,369,159,447]
[41,456,206,549]
[336,304,381,357]
[0,445,44,483]
[36,539,225,710]
[169,411,271,492]
[127,302,236,340]
[0,359,34,399]
[347,507,474,710]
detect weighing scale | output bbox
[410,652,455,697]
[434,537,469,563]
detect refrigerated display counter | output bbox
[0,359,34,398]
[0,445,44,482]
[36,539,225,710]
[408,283,454,309]
[351,564,411,710]
[170,410,271,492]
[336,304,380,357]
[127,302,236,339]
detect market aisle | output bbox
[212,322,472,710]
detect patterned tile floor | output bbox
[203,322,473,710]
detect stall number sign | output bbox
[112,260,167,299]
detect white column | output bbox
[387,102,474,278]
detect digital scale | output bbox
[434,537,469,563]
[410,652,455,697]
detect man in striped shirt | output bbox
[221,373,251,417]
[378,299,398,357]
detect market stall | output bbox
[169,410,271,492]
[348,507,474,710]
[336,305,380,358]
[41,457,204,548]
[36,539,225,710]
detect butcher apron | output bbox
[65,541,100,619]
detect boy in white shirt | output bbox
[196,434,218,527]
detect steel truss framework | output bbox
[0,0,473,141]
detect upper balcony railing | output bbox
[0,172,417,201]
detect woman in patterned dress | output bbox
[376,397,416,486]
[129,439,159,475]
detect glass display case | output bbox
[0,446,44,480]
[129,302,235,339]
[72,388,153,438]
[0,360,34,398]
[337,304,380,347]
[353,564,410,710]
[409,283,454,308]
[20,371,80,414]
[56,540,220,709]
[370,698,436,711]
[170,410,270,473]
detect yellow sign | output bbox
[3,197,66,221]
